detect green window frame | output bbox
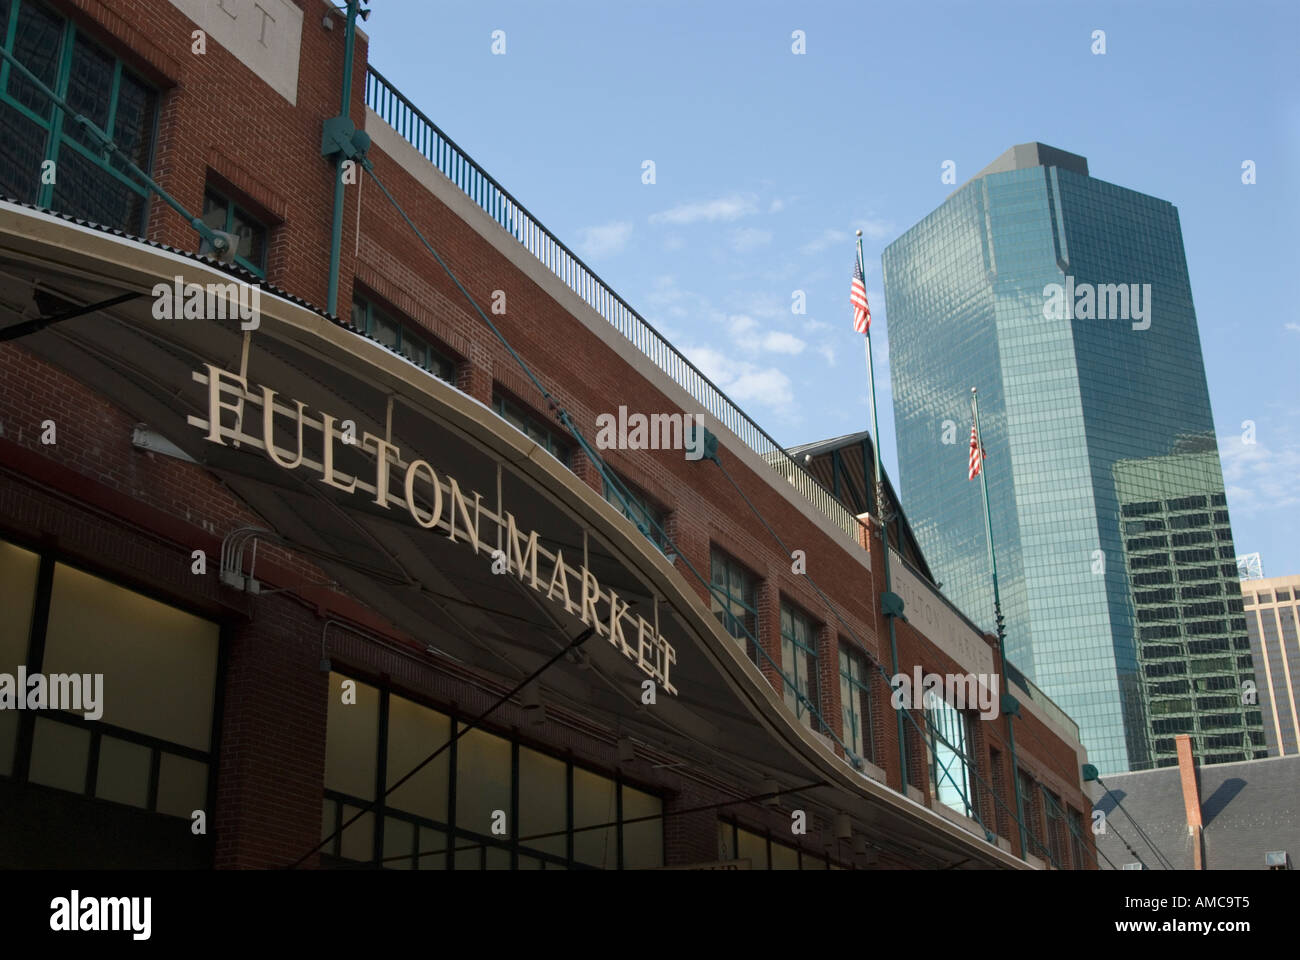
[492,393,570,466]
[838,643,874,765]
[350,293,457,383]
[0,0,157,233]
[602,474,668,552]
[322,672,664,870]
[779,601,819,730]
[709,548,758,664]
[925,691,973,819]
[201,186,269,277]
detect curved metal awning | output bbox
[0,201,1027,868]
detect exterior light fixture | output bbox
[521,684,546,725]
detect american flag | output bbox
[968,421,986,480]
[851,257,872,334]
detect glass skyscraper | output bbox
[882,143,1263,774]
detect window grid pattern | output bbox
[779,602,819,731]
[0,0,156,233]
[710,548,759,665]
[323,673,664,870]
[351,293,457,384]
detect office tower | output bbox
[882,143,1262,773]
[1241,575,1300,756]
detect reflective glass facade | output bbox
[882,147,1260,773]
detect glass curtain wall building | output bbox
[882,143,1260,773]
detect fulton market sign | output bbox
[186,366,677,694]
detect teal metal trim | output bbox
[0,39,227,255]
[325,0,362,317]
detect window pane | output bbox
[486,845,511,870]
[0,101,47,203]
[339,805,373,863]
[370,310,399,349]
[399,330,427,366]
[111,70,155,171]
[454,726,511,836]
[736,828,768,869]
[201,190,228,233]
[324,672,378,800]
[9,0,63,117]
[42,563,219,751]
[621,785,663,869]
[572,766,617,868]
[382,817,414,870]
[51,144,145,232]
[230,205,265,267]
[769,837,800,868]
[94,735,150,809]
[518,746,566,858]
[28,718,89,793]
[771,841,799,870]
[417,826,446,870]
[385,693,449,822]
[64,34,114,152]
[156,752,207,819]
[454,837,482,870]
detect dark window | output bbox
[201,187,268,275]
[710,548,758,664]
[0,0,156,232]
[779,602,819,731]
[352,294,457,383]
[493,394,570,467]
[839,645,874,766]
[602,475,668,552]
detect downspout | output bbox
[325,1,362,317]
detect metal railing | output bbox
[365,67,863,544]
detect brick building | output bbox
[0,0,1095,869]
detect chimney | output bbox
[1175,734,1204,869]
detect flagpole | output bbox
[971,386,1028,860]
[857,231,908,791]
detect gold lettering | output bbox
[505,512,540,589]
[318,413,357,493]
[364,432,401,508]
[546,550,576,614]
[204,364,248,445]
[262,385,306,469]
[404,459,443,528]
[446,476,482,554]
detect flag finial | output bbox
[855,229,862,237]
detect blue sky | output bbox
[361,0,1299,576]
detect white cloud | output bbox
[1284,322,1300,334]
[730,227,773,253]
[816,344,836,366]
[576,221,632,259]
[1219,432,1300,513]
[728,315,758,339]
[682,344,795,412]
[769,198,785,213]
[649,194,758,225]
[858,216,893,240]
[802,228,847,256]
[760,331,806,355]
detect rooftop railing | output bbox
[365,66,863,545]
